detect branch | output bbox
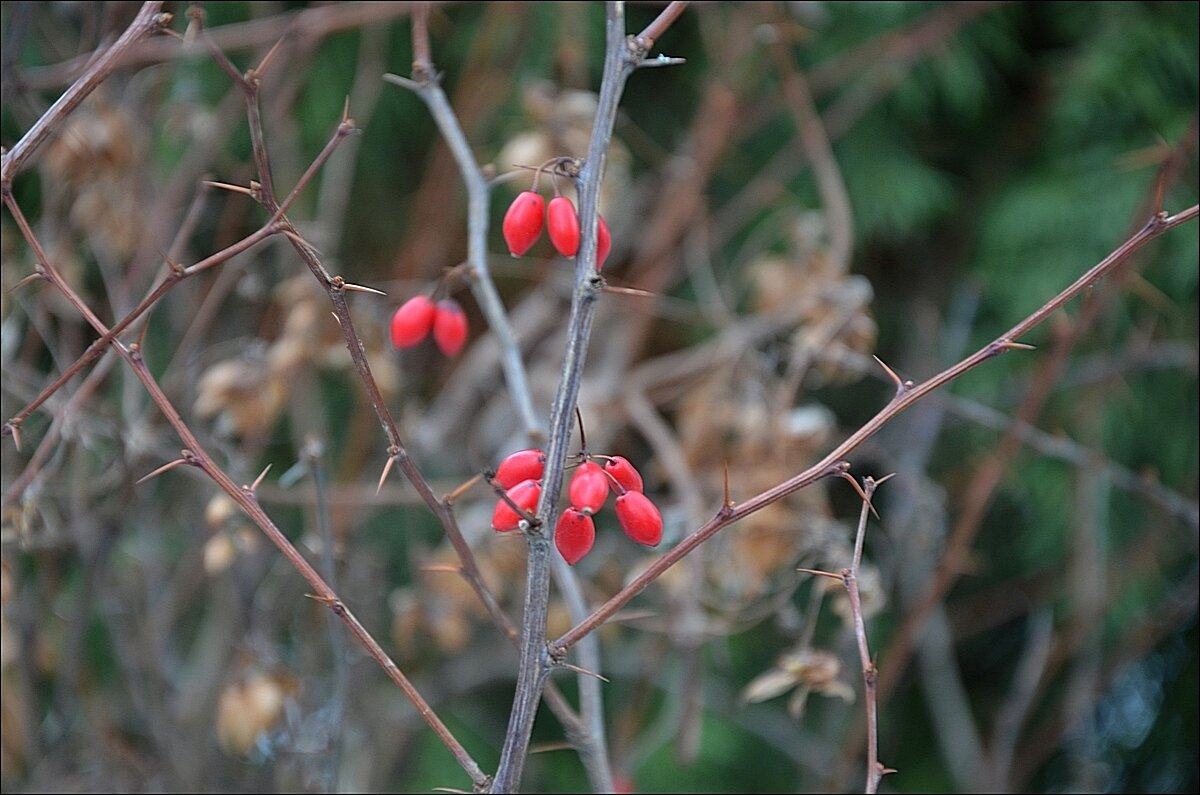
[1,2,169,186]
[551,204,1198,654]
[2,114,352,444]
[383,2,542,440]
[1,192,490,791]
[492,2,689,790]
[192,27,605,782]
[840,475,893,794]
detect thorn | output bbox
[638,54,687,68]
[419,564,462,574]
[249,463,272,492]
[874,472,897,486]
[280,228,318,253]
[376,455,396,495]
[528,741,574,755]
[999,340,1037,351]
[136,319,151,351]
[330,311,343,328]
[446,472,482,504]
[382,72,421,91]
[9,423,22,452]
[601,284,658,299]
[1152,160,1168,216]
[872,354,912,395]
[304,592,338,607]
[797,567,843,581]
[837,471,880,520]
[341,281,387,296]
[342,95,352,124]
[723,460,732,508]
[9,271,44,292]
[252,35,287,79]
[556,661,610,683]
[136,457,189,484]
[201,180,257,197]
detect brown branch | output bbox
[635,1,689,50]
[2,113,351,444]
[1,191,490,791]
[0,2,169,186]
[552,204,1198,655]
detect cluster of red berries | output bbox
[490,448,662,565]
[390,295,468,356]
[503,192,612,269]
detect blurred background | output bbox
[1,2,1197,792]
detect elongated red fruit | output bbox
[503,191,545,256]
[547,196,580,257]
[433,298,468,356]
[604,456,644,494]
[616,491,662,546]
[390,295,436,348]
[569,462,609,514]
[492,479,541,532]
[494,448,545,490]
[554,508,596,565]
[596,215,612,270]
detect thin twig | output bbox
[304,437,347,791]
[842,475,890,794]
[383,2,542,440]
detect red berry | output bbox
[494,448,545,490]
[502,191,545,256]
[547,196,581,257]
[596,215,612,270]
[569,462,609,514]
[390,295,436,349]
[492,479,541,532]
[433,298,468,357]
[554,508,596,565]
[616,491,662,546]
[604,456,644,494]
